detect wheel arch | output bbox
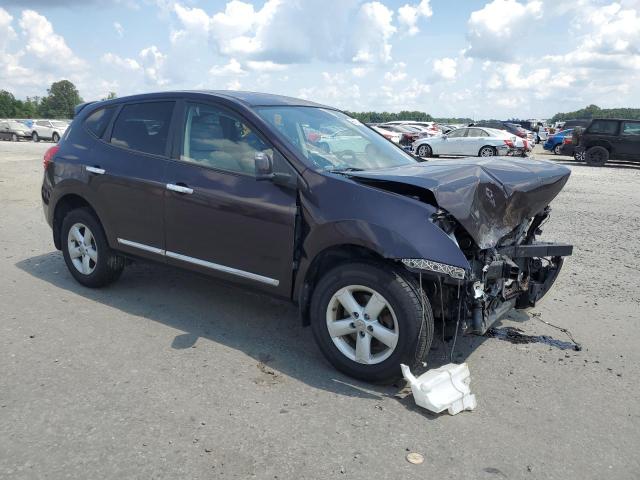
[585,140,612,152]
[296,243,393,326]
[52,194,102,250]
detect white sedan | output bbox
[412,127,516,158]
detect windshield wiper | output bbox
[328,167,365,173]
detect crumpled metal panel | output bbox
[347,157,571,249]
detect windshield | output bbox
[254,106,416,172]
[51,121,68,128]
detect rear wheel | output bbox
[61,208,125,288]
[585,146,609,166]
[553,144,563,155]
[417,144,432,158]
[310,261,433,383]
[479,146,496,157]
[52,132,60,143]
[32,131,39,142]
[11,133,18,142]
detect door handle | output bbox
[86,166,105,175]
[166,183,194,194]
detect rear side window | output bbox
[467,128,486,137]
[85,107,116,138]
[588,120,618,135]
[110,101,174,156]
[622,122,640,135]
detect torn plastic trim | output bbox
[401,258,466,280]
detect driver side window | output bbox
[181,103,273,175]
[448,129,466,138]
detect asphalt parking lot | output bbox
[1,141,639,479]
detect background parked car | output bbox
[573,118,640,166]
[543,128,573,155]
[412,126,514,157]
[0,120,32,141]
[383,124,427,147]
[371,125,402,143]
[471,121,527,138]
[31,119,69,143]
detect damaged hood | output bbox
[347,157,571,249]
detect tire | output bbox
[11,133,18,142]
[61,208,125,288]
[585,146,609,166]
[553,144,563,155]
[52,132,60,143]
[416,144,432,158]
[32,132,39,142]
[479,146,496,157]
[310,261,433,383]
[574,150,585,162]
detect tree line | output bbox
[0,80,117,120]
[550,104,640,122]
[345,110,473,125]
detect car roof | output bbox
[92,90,333,110]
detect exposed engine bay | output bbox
[347,156,573,335]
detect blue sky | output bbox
[1,0,639,119]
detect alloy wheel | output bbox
[67,222,98,275]
[554,144,562,155]
[326,285,399,365]
[417,144,430,157]
[480,147,495,157]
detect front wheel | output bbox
[310,262,433,383]
[32,132,39,142]
[52,132,60,143]
[553,144,563,155]
[11,133,18,142]
[479,146,496,157]
[61,208,125,288]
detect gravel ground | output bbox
[1,141,639,479]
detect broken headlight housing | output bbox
[401,258,466,280]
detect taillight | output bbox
[43,145,60,170]
[563,137,572,144]
[504,139,514,148]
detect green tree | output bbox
[39,80,83,119]
[102,91,117,101]
[0,90,17,117]
[550,105,640,122]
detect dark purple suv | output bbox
[41,91,573,382]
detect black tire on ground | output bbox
[553,144,563,155]
[52,132,60,143]
[417,144,432,157]
[61,208,125,288]
[479,146,496,157]
[585,146,609,166]
[11,133,18,142]
[310,261,433,383]
[32,132,39,142]
[574,150,585,162]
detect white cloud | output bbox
[383,62,407,82]
[350,2,396,63]
[397,0,432,35]
[101,52,141,71]
[245,60,287,72]
[19,10,86,71]
[113,21,124,38]
[139,45,168,85]
[209,58,246,76]
[433,57,457,80]
[466,0,543,61]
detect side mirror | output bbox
[255,151,273,180]
[255,151,294,187]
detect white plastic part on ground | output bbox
[400,363,477,415]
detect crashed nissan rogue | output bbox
[41,91,572,383]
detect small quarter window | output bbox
[110,101,174,156]
[85,107,115,138]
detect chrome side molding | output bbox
[116,238,279,287]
